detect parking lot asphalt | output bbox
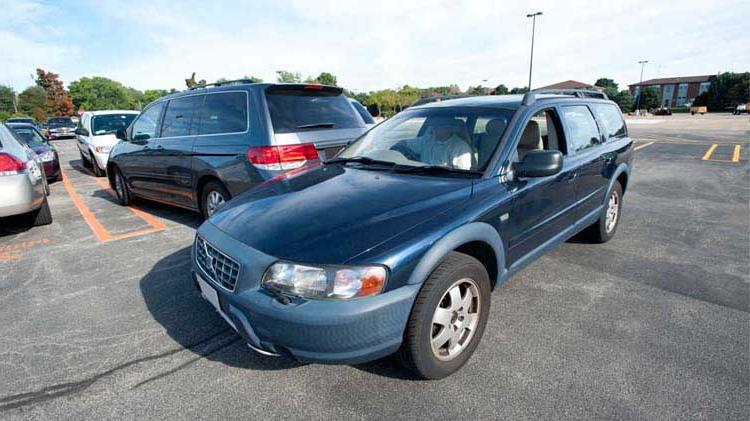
[1,115,748,420]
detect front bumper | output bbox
[193,222,419,364]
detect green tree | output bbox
[693,72,749,111]
[68,76,134,111]
[635,86,659,110]
[510,87,529,94]
[243,75,263,83]
[18,86,48,122]
[493,84,509,95]
[594,78,619,98]
[142,89,174,105]
[0,85,16,114]
[305,72,337,86]
[276,70,302,83]
[613,90,633,113]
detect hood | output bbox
[209,164,473,263]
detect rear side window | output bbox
[161,95,203,138]
[266,90,364,134]
[132,102,165,140]
[194,92,248,135]
[350,100,375,124]
[561,105,601,153]
[591,104,627,140]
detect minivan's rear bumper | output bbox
[193,222,418,364]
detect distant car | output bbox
[0,124,52,225]
[690,106,707,115]
[652,108,672,116]
[734,104,748,115]
[6,117,35,125]
[75,110,139,177]
[108,82,370,217]
[348,98,376,128]
[45,116,77,139]
[6,123,60,182]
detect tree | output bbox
[243,75,263,83]
[68,76,134,111]
[493,84,509,95]
[0,85,16,114]
[18,86,48,122]
[635,86,659,110]
[594,78,619,98]
[693,72,749,111]
[305,72,337,86]
[35,68,73,116]
[142,89,174,105]
[510,87,529,94]
[613,90,633,113]
[276,70,302,83]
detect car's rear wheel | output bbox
[200,180,230,218]
[29,196,53,226]
[90,151,105,177]
[112,167,131,206]
[583,182,623,243]
[398,251,491,379]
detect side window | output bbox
[161,95,203,138]
[195,92,248,135]
[132,102,165,140]
[591,104,626,140]
[515,108,566,161]
[560,105,601,153]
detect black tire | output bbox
[112,167,131,206]
[582,182,623,243]
[79,150,91,167]
[90,151,105,177]
[200,180,231,219]
[30,196,53,226]
[398,251,491,379]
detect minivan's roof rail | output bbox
[187,78,260,90]
[532,88,609,100]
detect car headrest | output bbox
[518,120,541,149]
[485,119,507,137]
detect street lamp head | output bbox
[526,12,543,17]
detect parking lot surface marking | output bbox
[702,144,719,161]
[633,141,654,151]
[732,145,742,162]
[0,238,50,261]
[93,178,167,233]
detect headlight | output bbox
[94,145,111,154]
[262,262,387,299]
[39,151,56,162]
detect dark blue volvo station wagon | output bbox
[192,91,633,379]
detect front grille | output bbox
[195,236,240,291]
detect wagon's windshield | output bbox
[336,106,515,172]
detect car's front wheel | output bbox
[399,251,491,379]
[90,151,105,177]
[112,167,131,206]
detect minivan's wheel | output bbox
[90,152,105,177]
[79,150,90,167]
[584,182,623,243]
[112,168,131,206]
[200,180,231,218]
[398,252,491,379]
[30,196,53,226]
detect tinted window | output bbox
[91,114,138,135]
[266,91,363,134]
[591,104,626,140]
[194,92,247,135]
[561,106,601,152]
[162,95,202,137]
[48,117,75,127]
[132,102,165,140]
[350,100,375,124]
[9,127,46,148]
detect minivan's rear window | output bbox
[266,88,364,134]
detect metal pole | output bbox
[636,60,648,114]
[527,12,542,91]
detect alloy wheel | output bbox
[206,190,226,216]
[605,190,619,233]
[430,278,481,361]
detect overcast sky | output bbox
[2,0,748,93]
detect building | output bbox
[537,80,603,91]
[628,75,714,108]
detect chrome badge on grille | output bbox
[203,241,217,276]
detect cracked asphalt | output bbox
[0,114,748,420]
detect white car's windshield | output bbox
[337,106,515,172]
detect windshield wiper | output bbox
[325,156,397,167]
[391,164,482,176]
[296,122,336,130]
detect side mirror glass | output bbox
[115,129,129,141]
[514,150,563,178]
[132,133,150,142]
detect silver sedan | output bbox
[0,124,52,225]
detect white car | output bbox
[76,110,139,177]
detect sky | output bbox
[2,0,748,94]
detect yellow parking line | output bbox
[731,145,741,162]
[634,142,654,151]
[701,144,718,161]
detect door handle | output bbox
[156,145,164,150]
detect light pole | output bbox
[526,11,543,91]
[636,60,648,114]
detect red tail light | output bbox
[247,143,320,170]
[0,153,26,176]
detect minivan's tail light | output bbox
[0,153,26,176]
[247,143,320,171]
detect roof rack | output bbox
[187,78,259,90]
[531,88,609,100]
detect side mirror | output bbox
[75,127,89,136]
[514,150,563,178]
[115,128,128,141]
